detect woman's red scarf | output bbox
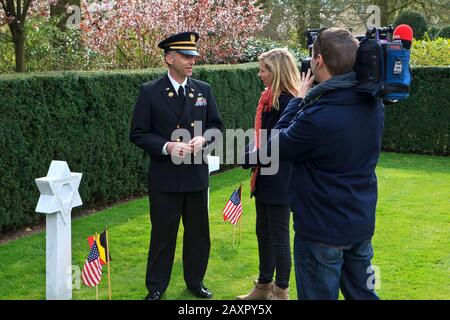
[250,87,273,195]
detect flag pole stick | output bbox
[239,217,242,243]
[96,233,100,300]
[106,226,112,300]
[239,183,243,244]
[233,224,236,247]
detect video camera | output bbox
[300,29,321,75]
[300,25,412,102]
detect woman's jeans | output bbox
[294,234,379,300]
[255,200,291,289]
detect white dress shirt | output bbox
[167,71,188,96]
[162,72,188,155]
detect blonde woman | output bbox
[238,48,301,300]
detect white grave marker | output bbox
[207,155,220,174]
[207,155,220,212]
[35,161,82,300]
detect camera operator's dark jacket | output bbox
[274,72,384,245]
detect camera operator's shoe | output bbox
[270,284,289,300]
[236,280,273,300]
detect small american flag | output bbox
[81,240,103,287]
[223,185,243,225]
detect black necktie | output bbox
[178,86,185,106]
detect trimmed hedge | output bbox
[0,64,448,234]
[0,64,262,234]
[383,67,450,155]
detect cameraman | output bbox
[274,28,384,300]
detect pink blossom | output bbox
[80,0,271,68]
[1,0,270,69]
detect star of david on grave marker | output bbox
[35,161,82,224]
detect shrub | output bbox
[0,65,448,234]
[239,37,308,63]
[0,64,263,234]
[437,26,450,39]
[0,38,15,74]
[411,37,450,67]
[25,16,96,72]
[427,26,441,40]
[382,67,450,155]
[0,15,103,74]
[394,10,429,40]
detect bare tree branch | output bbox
[21,0,32,20]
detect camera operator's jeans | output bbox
[294,234,379,300]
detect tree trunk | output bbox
[14,33,25,72]
[375,0,392,26]
[295,0,308,47]
[9,23,26,73]
[308,0,321,29]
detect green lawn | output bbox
[0,152,449,300]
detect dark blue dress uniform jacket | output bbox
[130,75,224,192]
[275,88,384,245]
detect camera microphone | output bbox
[393,24,413,50]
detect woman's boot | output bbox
[270,284,289,300]
[236,280,274,300]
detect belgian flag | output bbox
[87,230,111,265]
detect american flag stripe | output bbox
[224,204,236,219]
[223,186,243,226]
[88,260,101,280]
[227,207,240,222]
[81,240,103,287]
[223,187,242,225]
[227,202,242,216]
[82,269,94,287]
[230,207,243,225]
[82,260,102,287]
[82,268,94,287]
[83,263,101,287]
[223,202,235,216]
[223,200,240,215]
[225,208,241,219]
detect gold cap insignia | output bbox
[190,34,196,43]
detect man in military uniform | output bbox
[130,31,224,300]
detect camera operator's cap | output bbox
[158,32,200,56]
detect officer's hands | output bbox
[187,136,206,155]
[166,137,205,158]
[167,142,193,158]
[299,69,315,99]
